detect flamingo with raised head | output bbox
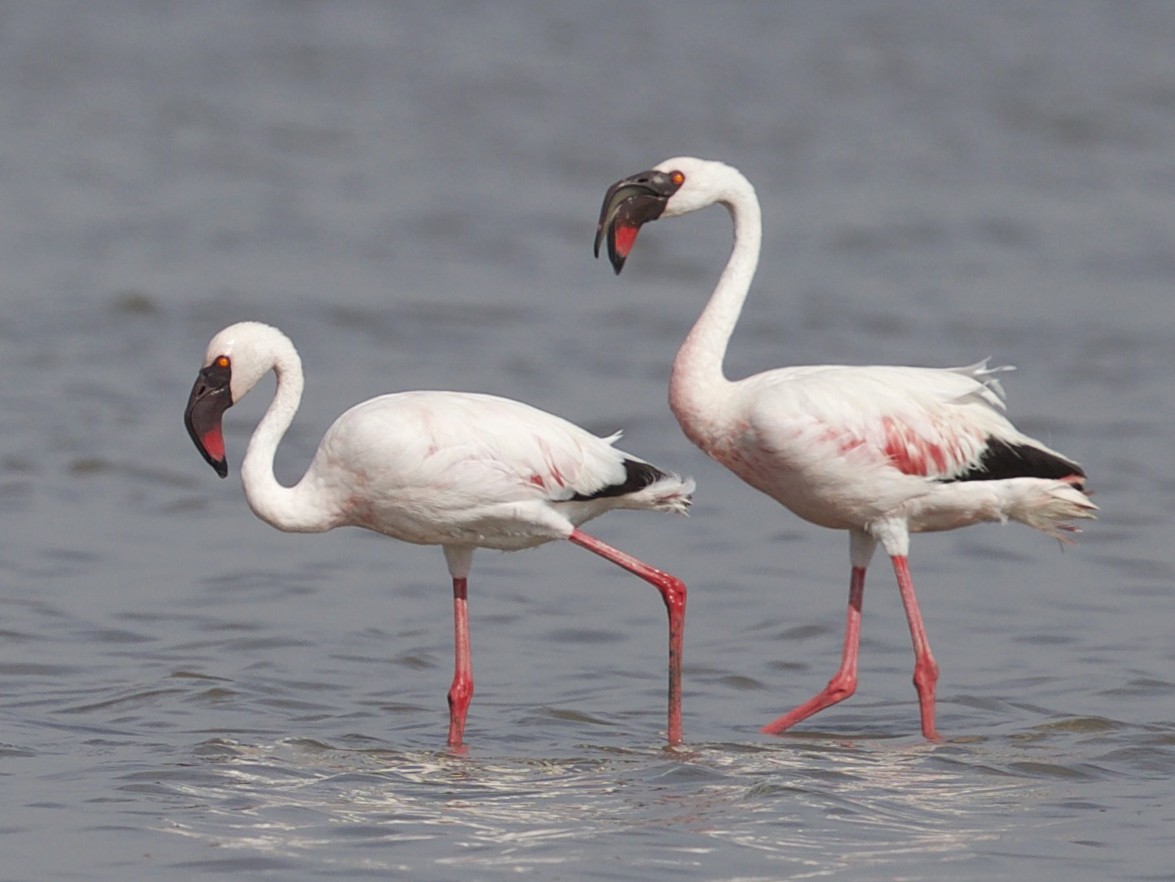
[595,157,1095,740]
[184,321,693,748]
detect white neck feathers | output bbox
[236,332,338,533]
[668,165,762,448]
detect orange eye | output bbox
[215,355,230,368]
[671,171,685,185]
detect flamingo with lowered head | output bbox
[595,157,1095,740]
[184,321,693,748]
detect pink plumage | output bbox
[597,156,1095,740]
[184,322,693,748]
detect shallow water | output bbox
[2,3,1174,880]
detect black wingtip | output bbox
[947,438,1086,486]
[570,459,666,502]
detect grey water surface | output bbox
[2,3,1173,880]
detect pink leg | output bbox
[891,555,941,741]
[568,529,686,745]
[447,576,474,749]
[762,565,866,735]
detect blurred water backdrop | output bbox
[2,2,1173,879]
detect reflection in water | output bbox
[147,737,1044,878]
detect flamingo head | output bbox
[595,157,742,273]
[594,166,685,274]
[184,321,288,479]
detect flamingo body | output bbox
[596,157,1095,740]
[302,389,683,549]
[184,322,692,747]
[692,360,1082,536]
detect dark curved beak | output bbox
[593,169,681,274]
[184,363,233,478]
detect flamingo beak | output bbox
[184,362,234,479]
[593,169,681,274]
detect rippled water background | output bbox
[2,3,1173,879]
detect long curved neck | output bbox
[239,346,336,533]
[669,171,761,449]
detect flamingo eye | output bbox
[670,170,685,186]
[215,356,230,369]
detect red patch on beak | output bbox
[613,223,640,259]
[201,426,225,463]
